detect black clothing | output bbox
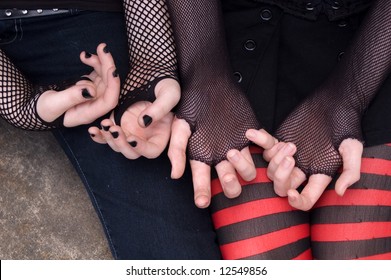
[222,0,391,147]
[0,0,122,12]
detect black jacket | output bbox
[222,0,391,146]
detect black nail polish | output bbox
[112,69,119,78]
[82,88,93,99]
[103,46,109,53]
[143,115,153,127]
[129,141,138,148]
[90,134,96,138]
[111,131,119,139]
[85,52,92,58]
[102,125,110,131]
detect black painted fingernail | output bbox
[111,131,119,139]
[82,88,93,99]
[112,69,119,78]
[102,125,110,131]
[143,115,153,127]
[90,133,96,138]
[103,45,109,53]
[129,141,138,148]
[85,52,92,58]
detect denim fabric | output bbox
[0,11,221,260]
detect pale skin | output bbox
[244,129,363,211]
[37,43,120,127]
[39,43,362,211]
[83,74,363,211]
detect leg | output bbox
[311,143,391,259]
[211,147,311,259]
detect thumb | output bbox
[138,78,180,127]
[335,138,364,196]
[167,117,191,179]
[36,84,96,123]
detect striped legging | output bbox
[211,144,391,259]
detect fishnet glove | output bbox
[276,0,391,177]
[114,0,178,125]
[166,0,260,166]
[0,49,64,130]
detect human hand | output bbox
[168,117,261,209]
[36,43,120,127]
[88,78,180,159]
[246,128,364,211]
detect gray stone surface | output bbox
[0,119,112,259]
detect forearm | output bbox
[0,49,59,130]
[166,0,232,82]
[326,0,391,109]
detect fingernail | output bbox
[227,150,239,162]
[143,115,153,127]
[195,195,209,208]
[112,69,119,78]
[246,130,256,139]
[102,125,110,131]
[283,143,295,153]
[111,131,119,139]
[82,88,93,99]
[103,45,109,53]
[129,141,138,148]
[85,52,92,58]
[90,133,95,138]
[282,156,293,168]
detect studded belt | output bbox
[0,9,71,20]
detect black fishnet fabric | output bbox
[275,0,391,177]
[0,49,63,130]
[114,0,178,125]
[166,0,260,165]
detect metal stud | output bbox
[5,9,12,17]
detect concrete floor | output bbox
[0,119,112,259]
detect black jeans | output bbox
[0,10,221,260]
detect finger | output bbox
[287,174,332,211]
[267,142,297,180]
[99,119,120,152]
[168,118,191,179]
[96,43,116,85]
[190,160,212,208]
[226,147,256,181]
[215,160,242,198]
[88,126,108,144]
[263,142,285,162]
[335,139,364,196]
[125,133,166,159]
[273,156,296,197]
[246,128,278,150]
[100,65,121,110]
[80,51,101,71]
[138,78,181,127]
[36,84,96,123]
[108,126,141,159]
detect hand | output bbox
[36,43,120,127]
[246,128,364,211]
[168,119,265,208]
[88,78,180,159]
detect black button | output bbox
[338,51,345,61]
[244,39,256,51]
[331,1,341,10]
[233,72,243,83]
[338,20,348,28]
[260,9,272,21]
[306,2,314,11]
